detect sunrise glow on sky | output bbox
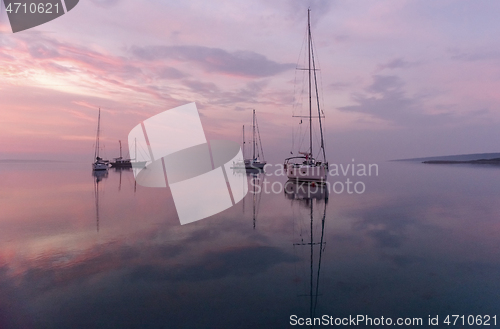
[2,0,500,162]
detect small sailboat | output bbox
[284,9,328,182]
[129,138,147,169]
[244,109,266,170]
[110,140,132,168]
[92,108,109,171]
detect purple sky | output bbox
[1,0,500,163]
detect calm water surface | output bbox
[0,161,499,328]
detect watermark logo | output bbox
[259,161,379,196]
[2,0,79,33]
[128,102,248,225]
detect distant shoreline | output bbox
[423,158,500,165]
[392,152,500,163]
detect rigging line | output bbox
[298,37,307,117]
[311,36,327,116]
[295,64,304,117]
[138,142,150,160]
[297,124,304,148]
[297,122,306,152]
[310,32,327,162]
[292,27,308,117]
[318,52,326,117]
[313,128,322,159]
[295,55,308,154]
[255,115,265,161]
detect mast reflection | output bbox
[92,170,108,232]
[285,180,328,327]
[112,166,132,191]
[232,168,263,229]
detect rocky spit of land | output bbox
[423,158,500,164]
[392,153,500,165]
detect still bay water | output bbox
[0,161,499,328]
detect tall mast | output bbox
[252,109,256,160]
[243,125,245,159]
[95,108,101,159]
[308,9,313,160]
[119,140,122,158]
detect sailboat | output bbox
[92,108,109,171]
[110,140,132,168]
[129,138,147,169]
[284,9,328,182]
[244,109,266,170]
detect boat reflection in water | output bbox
[284,180,329,202]
[247,171,263,229]
[92,167,138,232]
[285,179,328,325]
[232,168,263,229]
[92,169,108,232]
[112,166,132,192]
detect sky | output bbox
[1,0,500,163]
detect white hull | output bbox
[232,160,266,170]
[286,163,327,181]
[93,162,108,171]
